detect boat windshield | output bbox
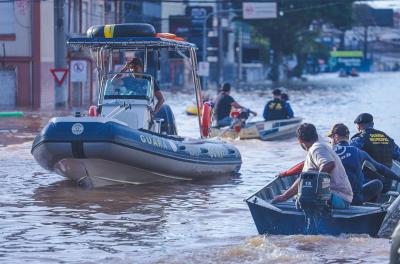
[103,72,153,100]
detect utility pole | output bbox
[54,0,67,108]
[217,2,224,87]
[363,26,368,60]
[237,25,243,88]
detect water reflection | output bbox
[0,73,399,263]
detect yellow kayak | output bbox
[185,105,198,116]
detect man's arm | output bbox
[263,103,269,120]
[231,101,244,109]
[320,161,335,174]
[392,140,400,161]
[154,90,165,114]
[285,102,294,118]
[231,101,257,116]
[272,178,300,202]
[362,150,400,181]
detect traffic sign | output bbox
[243,2,277,19]
[50,68,68,86]
[198,62,210,77]
[70,60,88,82]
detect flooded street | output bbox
[0,73,399,263]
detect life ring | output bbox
[200,102,212,137]
[88,105,98,117]
[156,33,176,39]
[87,23,156,38]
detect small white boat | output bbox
[211,117,303,141]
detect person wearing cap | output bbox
[350,113,400,192]
[213,83,256,127]
[263,89,293,121]
[273,123,353,209]
[119,58,165,114]
[328,123,400,204]
[113,58,178,134]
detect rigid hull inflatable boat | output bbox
[32,117,241,187]
[246,161,400,236]
[31,23,242,187]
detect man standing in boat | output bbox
[118,57,176,135]
[328,123,400,205]
[213,82,257,127]
[273,123,353,209]
[120,58,165,114]
[263,89,293,121]
[350,113,400,192]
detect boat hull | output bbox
[211,117,302,140]
[246,174,398,236]
[32,117,242,187]
[247,199,386,236]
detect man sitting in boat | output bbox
[117,58,176,135]
[328,123,400,205]
[350,113,400,192]
[213,82,257,127]
[263,89,293,121]
[281,93,294,119]
[273,123,353,209]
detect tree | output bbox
[236,0,357,82]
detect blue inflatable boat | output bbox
[31,24,242,187]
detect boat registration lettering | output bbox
[140,135,169,149]
[208,147,225,158]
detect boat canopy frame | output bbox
[67,37,204,137]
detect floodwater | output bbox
[0,73,399,263]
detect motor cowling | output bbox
[296,171,331,212]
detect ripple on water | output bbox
[0,73,399,263]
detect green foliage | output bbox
[232,0,357,80]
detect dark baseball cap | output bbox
[354,113,373,124]
[272,88,282,96]
[327,123,350,137]
[128,57,143,67]
[221,82,231,92]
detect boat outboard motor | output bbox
[296,171,331,234]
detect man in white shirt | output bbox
[273,123,353,209]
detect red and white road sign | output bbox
[50,68,68,86]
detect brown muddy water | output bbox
[0,73,399,263]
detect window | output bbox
[82,1,89,34]
[0,2,15,39]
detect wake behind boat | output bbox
[31,23,241,187]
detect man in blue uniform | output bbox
[263,89,293,121]
[350,113,400,192]
[329,123,400,205]
[213,83,256,127]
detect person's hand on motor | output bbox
[272,194,287,203]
